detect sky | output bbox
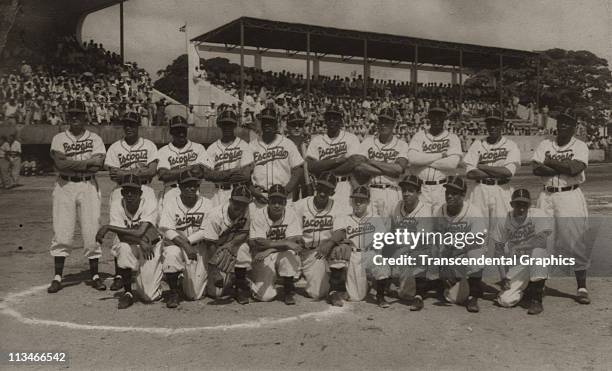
[82,0,612,82]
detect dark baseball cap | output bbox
[260,107,278,121]
[557,112,578,126]
[317,172,338,190]
[325,105,343,118]
[178,169,200,184]
[120,174,141,190]
[351,186,370,200]
[378,107,397,123]
[443,175,467,193]
[66,100,86,114]
[428,107,447,117]
[231,185,252,203]
[121,112,140,125]
[286,111,305,126]
[268,184,287,199]
[169,115,188,128]
[484,110,504,124]
[511,188,531,204]
[399,174,422,191]
[217,109,238,125]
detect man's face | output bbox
[218,121,236,137]
[377,118,395,136]
[268,196,286,218]
[121,187,142,206]
[314,183,334,203]
[325,115,342,137]
[261,118,277,135]
[511,201,530,217]
[287,122,303,137]
[351,197,369,215]
[123,121,139,141]
[229,199,249,216]
[179,180,200,199]
[170,127,188,147]
[486,121,503,139]
[557,121,576,138]
[400,184,420,205]
[445,188,465,209]
[68,113,85,131]
[429,115,445,133]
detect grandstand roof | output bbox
[193,17,538,70]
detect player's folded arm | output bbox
[407,149,442,166]
[285,166,304,193]
[306,156,346,175]
[429,155,460,171]
[50,150,93,172]
[532,160,560,176]
[353,162,384,176]
[475,164,513,178]
[330,154,363,175]
[547,159,587,177]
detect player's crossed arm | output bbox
[51,150,105,172]
[96,222,159,260]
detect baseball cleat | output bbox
[284,291,296,305]
[376,294,390,308]
[118,292,134,309]
[89,277,107,291]
[47,280,62,294]
[500,278,511,291]
[110,276,123,291]
[166,290,179,309]
[328,291,344,307]
[410,295,424,311]
[235,287,250,305]
[527,300,543,315]
[466,296,479,313]
[576,288,591,304]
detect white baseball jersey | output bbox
[50,130,106,176]
[408,130,462,182]
[333,211,387,251]
[159,195,212,241]
[306,130,360,163]
[110,197,158,230]
[463,137,521,176]
[434,202,487,250]
[199,203,250,242]
[206,137,253,172]
[250,134,303,189]
[357,135,409,186]
[391,200,433,249]
[104,137,158,170]
[249,206,302,241]
[294,196,345,249]
[532,137,588,187]
[157,141,208,186]
[492,208,552,250]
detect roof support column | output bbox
[306,32,311,95]
[536,56,540,112]
[499,54,503,119]
[240,19,245,101]
[119,0,124,63]
[313,58,319,80]
[413,44,418,99]
[254,53,262,69]
[363,39,368,99]
[459,49,463,119]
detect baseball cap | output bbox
[66,100,86,114]
[169,115,188,128]
[350,186,370,200]
[121,112,140,125]
[268,184,287,199]
[378,107,396,122]
[120,174,141,190]
[428,107,447,117]
[217,108,238,125]
[317,172,338,190]
[510,188,531,204]
[399,174,422,191]
[324,105,343,118]
[443,175,467,193]
[260,107,278,121]
[286,111,305,126]
[484,110,504,124]
[231,185,252,203]
[557,112,578,126]
[178,169,200,184]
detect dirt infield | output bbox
[1,166,612,370]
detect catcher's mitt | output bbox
[329,239,353,261]
[209,246,237,273]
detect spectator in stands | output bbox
[3,98,18,125]
[0,136,10,189]
[187,105,196,126]
[7,134,22,187]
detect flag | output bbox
[179,24,186,32]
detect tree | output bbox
[154,54,188,104]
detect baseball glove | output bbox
[209,246,237,273]
[329,239,353,261]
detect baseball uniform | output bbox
[157,140,209,209]
[357,135,409,218]
[206,137,254,207]
[408,130,462,209]
[109,195,163,302]
[532,137,590,271]
[159,194,212,300]
[105,137,158,209]
[248,205,302,301]
[250,134,303,209]
[50,129,106,259]
[492,207,552,307]
[306,130,361,212]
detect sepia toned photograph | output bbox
[1,0,611,369]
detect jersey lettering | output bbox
[302,215,334,234]
[367,148,398,162]
[63,140,93,157]
[175,213,204,231]
[254,147,289,166]
[479,148,509,164]
[318,142,347,160]
[346,223,376,239]
[118,150,148,168]
[267,224,288,240]
[214,149,243,169]
[168,151,198,168]
[545,150,574,161]
[422,139,450,153]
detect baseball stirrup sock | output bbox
[121,268,132,293]
[468,276,483,298]
[574,270,587,289]
[415,277,428,297]
[329,268,346,293]
[54,256,65,277]
[114,258,120,278]
[88,258,99,278]
[166,272,179,291]
[532,280,545,301]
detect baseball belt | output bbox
[423,178,447,185]
[60,174,95,182]
[369,184,397,189]
[544,184,579,193]
[477,178,510,186]
[337,176,350,182]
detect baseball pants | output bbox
[369,187,401,218]
[332,180,353,214]
[249,250,300,302]
[537,188,590,271]
[113,241,163,302]
[392,247,435,299]
[0,158,11,188]
[419,184,446,210]
[50,178,102,259]
[443,247,486,304]
[9,157,20,185]
[497,247,548,307]
[207,243,253,299]
[329,251,368,302]
[300,249,330,300]
[162,242,211,300]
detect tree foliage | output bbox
[153,54,188,104]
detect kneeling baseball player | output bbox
[96,175,163,309]
[492,189,552,315]
[317,186,388,307]
[434,176,488,313]
[159,170,212,308]
[190,185,253,304]
[248,184,304,304]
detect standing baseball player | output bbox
[492,189,552,315]
[353,107,409,218]
[95,174,163,309]
[316,186,388,307]
[249,107,303,208]
[205,108,254,207]
[464,111,521,288]
[47,100,107,294]
[157,115,209,210]
[306,105,361,212]
[434,176,487,313]
[294,172,345,300]
[159,170,213,308]
[532,112,591,304]
[105,111,159,291]
[248,184,304,304]
[390,174,435,311]
[408,107,462,209]
[286,111,315,202]
[190,185,253,304]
